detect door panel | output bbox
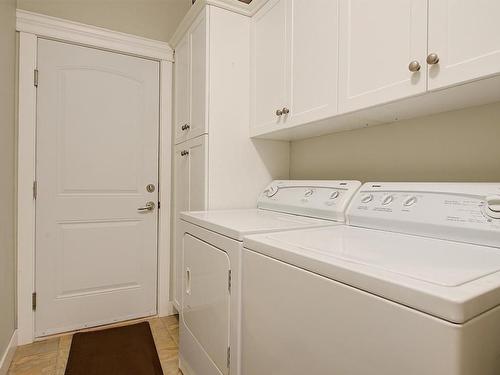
[428,0,500,90]
[174,34,190,143]
[189,9,208,140]
[287,0,339,126]
[251,0,288,129]
[183,234,230,375]
[173,135,208,308]
[338,0,428,113]
[36,39,159,336]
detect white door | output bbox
[174,33,190,144]
[285,0,339,127]
[338,0,428,113]
[251,0,288,130]
[183,234,230,375]
[173,134,208,308]
[428,0,500,90]
[36,39,159,337]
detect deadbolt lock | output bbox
[146,184,155,193]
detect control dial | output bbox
[265,186,279,198]
[361,194,374,204]
[485,195,500,219]
[381,195,394,205]
[403,196,418,207]
[329,191,340,200]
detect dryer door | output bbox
[183,234,230,374]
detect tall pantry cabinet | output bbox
[171,4,290,310]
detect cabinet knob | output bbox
[426,53,440,65]
[181,123,190,131]
[282,107,290,115]
[276,109,283,116]
[180,150,189,156]
[408,60,421,72]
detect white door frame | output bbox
[16,9,174,345]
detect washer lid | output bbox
[180,209,336,241]
[243,225,500,323]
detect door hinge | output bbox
[32,292,37,311]
[158,201,160,209]
[33,181,37,200]
[34,69,39,87]
[227,346,230,368]
[228,270,232,293]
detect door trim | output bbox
[17,12,174,345]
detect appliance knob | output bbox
[304,189,314,197]
[329,191,340,200]
[382,195,394,205]
[361,194,373,204]
[485,195,500,219]
[265,186,279,198]
[403,196,418,207]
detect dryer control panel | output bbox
[348,183,500,248]
[257,180,361,222]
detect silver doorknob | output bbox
[138,201,155,211]
[276,109,283,116]
[408,60,421,72]
[426,53,440,65]
[180,150,189,156]
[181,124,190,131]
[282,107,290,115]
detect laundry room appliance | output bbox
[177,180,362,375]
[241,182,500,375]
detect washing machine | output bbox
[241,182,500,375]
[177,180,362,375]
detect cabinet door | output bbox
[285,0,339,127]
[183,234,230,375]
[174,34,189,144]
[189,9,208,140]
[338,0,428,113]
[428,0,500,90]
[251,0,288,130]
[173,134,208,308]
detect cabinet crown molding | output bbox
[16,9,174,61]
[169,0,267,47]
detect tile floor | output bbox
[7,315,181,375]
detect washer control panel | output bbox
[258,180,362,222]
[348,183,500,248]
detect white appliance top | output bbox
[243,182,500,323]
[180,180,361,240]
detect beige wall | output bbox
[0,0,17,359]
[290,102,500,182]
[17,0,191,42]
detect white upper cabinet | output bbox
[338,0,428,113]
[251,0,288,130]
[174,34,189,143]
[287,0,339,127]
[428,0,500,90]
[174,9,208,144]
[251,0,340,131]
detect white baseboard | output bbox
[0,330,17,375]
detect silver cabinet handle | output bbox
[408,60,421,72]
[276,109,283,116]
[426,53,440,65]
[138,201,155,211]
[181,123,190,131]
[282,107,290,115]
[180,150,189,156]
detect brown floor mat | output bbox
[65,322,163,375]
